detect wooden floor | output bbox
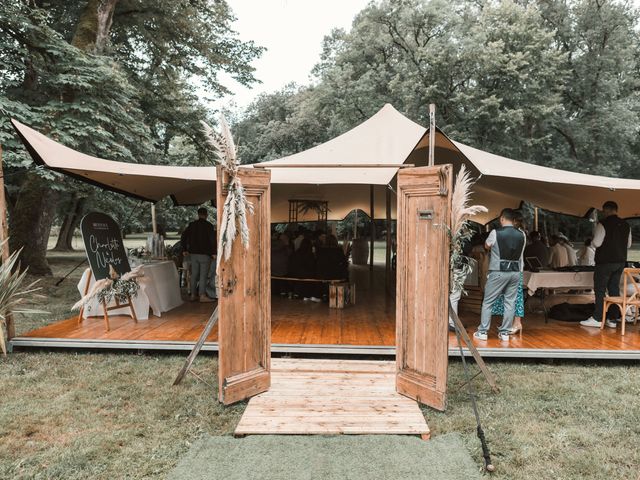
[235,358,429,437]
[11,265,640,359]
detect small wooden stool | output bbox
[329,282,356,309]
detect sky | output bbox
[214,0,370,111]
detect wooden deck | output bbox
[10,265,640,359]
[235,358,430,437]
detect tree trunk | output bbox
[7,0,120,273]
[9,174,59,275]
[53,194,87,251]
[72,0,120,54]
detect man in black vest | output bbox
[580,201,632,328]
[475,208,526,342]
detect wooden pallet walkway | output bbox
[234,358,430,438]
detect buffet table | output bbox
[523,271,594,296]
[523,270,594,322]
[78,260,183,320]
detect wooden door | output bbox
[395,165,452,411]
[216,166,271,405]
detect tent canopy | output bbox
[11,104,640,224]
[407,130,640,223]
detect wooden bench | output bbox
[271,277,354,308]
[271,276,347,284]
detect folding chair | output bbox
[601,267,640,336]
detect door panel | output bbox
[396,165,452,411]
[216,166,271,405]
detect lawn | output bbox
[1,255,639,479]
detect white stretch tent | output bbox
[11,104,640,223]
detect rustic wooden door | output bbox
[216,166,271,405]
[395,165,452,411]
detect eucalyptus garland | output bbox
[95,277,140,305]
[72,264,143,311]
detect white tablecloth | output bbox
[78,261,183,320]
[523,271,594,296]
[140,261,183,314]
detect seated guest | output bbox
[288,238,321,302]
[577,238,596,266]
[523,231,549,268]
[316,235,349,280]
[293,228,306,251]
[548,234,569,268]
[559,234,577,266]
[271,233,291,295]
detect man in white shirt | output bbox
[557,234,577,266]
[577,238,596,266]
[581,201,632,328]
[548,235,569,268]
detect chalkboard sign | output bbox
[80,212,131,280]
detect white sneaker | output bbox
[580,317,602,328]
[303,297,310,301]
[605,320,617,328]
[498,333,510,342]
[309,297,322,303]
[473,331,488,341]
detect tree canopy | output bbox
[2,0,639,274]
[235,0,640,180]
[0,0,262,273]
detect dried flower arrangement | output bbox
[450,165,488,295]
[72,264,142,311]
[201,115,253,272]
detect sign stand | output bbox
[76,269,138,332]
[78,212,139,332]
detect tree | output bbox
[234,0,640,188]
[0,0,263,273]
[537,0,640,175]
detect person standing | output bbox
[181,207,216,303]
[490,213,526,335]
[524,231,549,268]
[475,208,526,342]
[580,201,632,328]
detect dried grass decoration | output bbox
[201,115,254,272]
[450,165,488,295]
[72,264,142,311]
[0,240,45,355]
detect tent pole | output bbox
[353,210,358,239]
[385,187,392,293]
[0,146,15,340]
[369,185,375,271]
[534,207,539,231]
[428,104,436,167]
[151,204,158,235]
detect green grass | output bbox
[2,251,640,479]
[2,353,638,479]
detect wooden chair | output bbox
[601,268,640,336]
